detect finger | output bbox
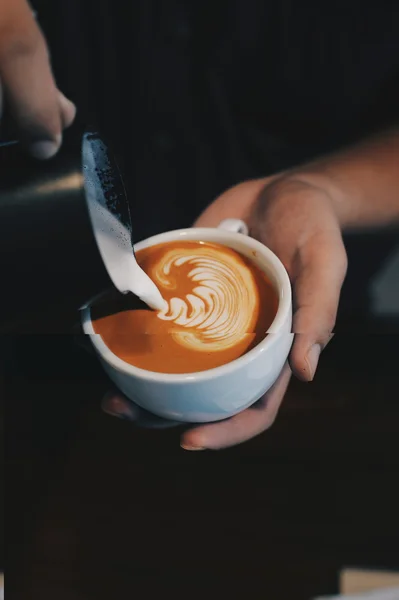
[0,80,76,138]
[101,392,181,429]
[181,363,292,450]
[290,229,347,381]
[0,2,74,157]
[58,90,76,129]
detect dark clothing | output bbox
[32,1,399,315]
[34,1,399,227]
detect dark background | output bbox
[28,0,399,319]
[4,334,399,599]
[2,1,399,597]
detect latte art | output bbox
[92,240,278,374]
[152,246,258,352]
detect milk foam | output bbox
[153,246,258,352]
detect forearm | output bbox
[293,128,399,231]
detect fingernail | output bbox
[58,92,77,127]
[29,134,62,160]
[180,444,205,452]
[58,92,76,112]
[306,344,321,381]
[102,396,135,420]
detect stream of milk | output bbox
[82,135,166,311]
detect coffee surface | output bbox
[92,241,278,373]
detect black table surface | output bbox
[3,332,399,600]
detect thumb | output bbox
[194,178,271,227]
[289,228,347,381]
[0,3,75,158]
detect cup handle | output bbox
[217,219,249,236]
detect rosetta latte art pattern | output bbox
[152,246,259,352]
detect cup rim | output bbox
[81,226,292,383]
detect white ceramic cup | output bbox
[82,219,293,423]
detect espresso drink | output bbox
[93,240,278,373]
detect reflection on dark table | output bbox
[4,332,399,600]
